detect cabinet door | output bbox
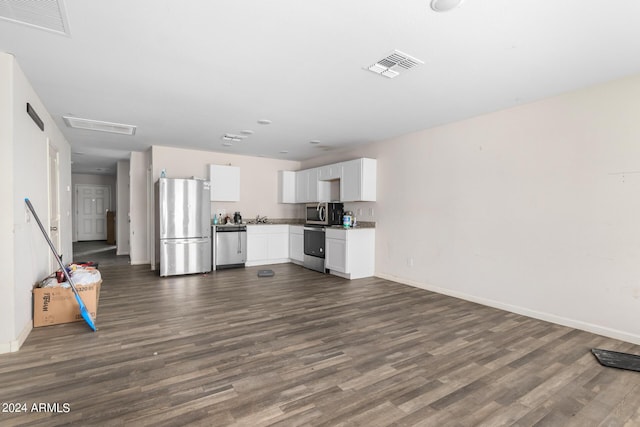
[278,170,296,203]
[340,160,361,202]
[269,232,289,259]
[318,163,343,181]
[246,233,268,262]
[289,232,304,262]
[295,170,308,203]
[307,168,319,202]
[325,238,347,273]
[210,165,240,201]
[340,158,376,202]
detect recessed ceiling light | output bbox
[257,119,272,125]
[310,140,321,144]
[279,150,289,154]
[240,129,254,135]
[222,142,233,147]
[430,0,464,12]
[63,116,136,135]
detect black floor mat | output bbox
[592,348,640,372]
[257,269,275,277]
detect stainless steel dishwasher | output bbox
[215,225,247,269]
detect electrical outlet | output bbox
[369,208,374,217]
[357,208,363,216]
[407,257,414,267]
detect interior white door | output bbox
[76,184,111,241]
[48,142,61,271]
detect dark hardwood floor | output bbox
[1,262,640,426]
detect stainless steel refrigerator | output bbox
[157,178,211,276]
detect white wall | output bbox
[0,53,15,353]
[71,173,116,242]
[129,150,150,265]
[1,53,72,353]
[303,73,640,345]
[116,160,130,255]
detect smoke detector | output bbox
[365,50,424,79]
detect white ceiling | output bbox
[2,0,640,175]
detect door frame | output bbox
[47,140,60,272]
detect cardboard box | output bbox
[33,281,101,327]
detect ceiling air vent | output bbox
[365,50,424,79]
[63,116,137,135]
[0,0,70,35]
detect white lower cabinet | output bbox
[289,225,304,263]
[325,237,347,272]
[325,228,375,279]
[246,225,290,266]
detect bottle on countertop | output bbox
[213,215,218,225]
[343,211,353,228]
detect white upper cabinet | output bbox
[295,168,319,203]
[286,158,376,203]
[209,164,240,201]
[278,170,296,203]
[340,158,377,202]
[318,163,343,181]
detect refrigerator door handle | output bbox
[163,238,210,245]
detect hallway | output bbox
[72,240,130,267]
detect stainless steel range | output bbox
[303,226,326,273]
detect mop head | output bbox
[592,348,640,372]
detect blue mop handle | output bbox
[25,198,97,331]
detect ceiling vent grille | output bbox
[366,50,424,79]
[0,0,70,35]
[63,116,137,135]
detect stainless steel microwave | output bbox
[306,202,344,226]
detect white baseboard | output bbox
[0,320,32,354]
[376,272,640,346]
[245,259,290,267]
[130,259,150,266]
